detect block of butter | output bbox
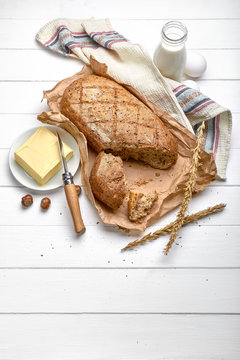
[14,127,73,185]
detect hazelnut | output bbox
[21,194,33,207]
[75,185,81,196]
[40,197,51,210]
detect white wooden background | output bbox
[0,0,240,359]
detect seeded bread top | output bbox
[61,75,178,169]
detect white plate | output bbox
[9,125,80,191]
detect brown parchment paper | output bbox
[38,60,217,232]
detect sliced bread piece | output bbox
[128,190,158,222]
[89,151,127,210]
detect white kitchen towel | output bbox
[36,17,232,179]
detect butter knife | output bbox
[56,131,85,234]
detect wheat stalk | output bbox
[121,203,226,251]
[163,121,206,255]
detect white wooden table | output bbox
[0,0,240,359]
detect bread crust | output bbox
[61,75,178,169]
[89,151,127,210]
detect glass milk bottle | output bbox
[153,21,188,82]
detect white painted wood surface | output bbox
[0,0,239,359]
[1,315,239,360]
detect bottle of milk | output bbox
[153,21,188,82]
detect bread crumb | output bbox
[155,172,160,177]
[130,178,153,187]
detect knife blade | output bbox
[56,131,85,234]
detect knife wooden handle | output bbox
[64,184,86,234]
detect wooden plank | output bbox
[1,19,240,50]
[0,268,239,313]
[1,0,239,19]
[1,3,239,360]
[0,225,239,268]
[1,49,239,81]
[193,80,240,112]
[0,114,41,147]
[180,50,240,80]
[0,80,238,114]
[0,314,239,360]
[1,147,239,186]
[0,81,52,114]
[0,186,238,226]
[208,148,239,185]
[231,113,240,149]
[0,50,84,81]
[115,19,240,50]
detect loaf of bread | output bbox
[128,191,158,222]
[89,151,127,210]
[60,75,178,169]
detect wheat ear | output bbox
[163,121,206,255]
[121,203,226,251]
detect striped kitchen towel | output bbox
[167,80,231,179]
[36,18,231,179]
